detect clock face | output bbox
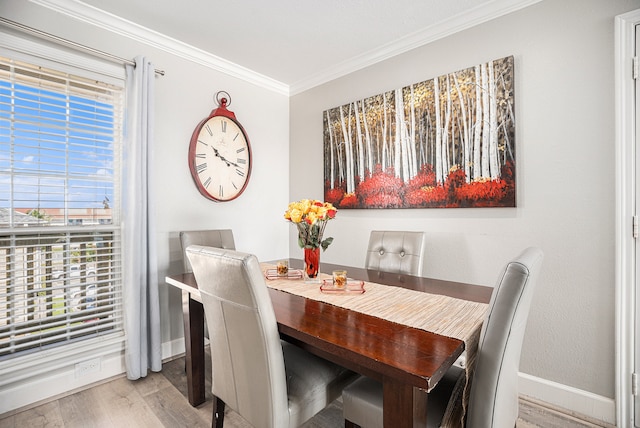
[189,115,252,202]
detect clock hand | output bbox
[212,146,240,167]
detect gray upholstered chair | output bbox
[185,245,358,428]
[180,229,235,273]
[343,247,544,428]
[365,230,425,276]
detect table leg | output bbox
[382,378,427,428]
[182,290,205,406]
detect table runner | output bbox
[261,263,489,427]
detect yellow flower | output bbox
[289,208,303,223]
[305,211,318,225]
[284,198,338,250]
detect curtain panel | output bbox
[123,56,161,379]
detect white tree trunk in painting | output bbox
[339,105,354,193]
[394,90,401,179]
[443,74,452,176]
[481,62,490,178]
[354,101,365,184]
[434,76,443,184]
[395,87,409,181]
[453,72,471,183]
[473,65,482,181]
[382,93,388,170]
[348,104,355,191]
[488,60,499,179]
[409,85,418,179]
[326,110,335,188]
[362,100,373,176]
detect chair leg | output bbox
[212,396,225,428]
[345,420,360,428]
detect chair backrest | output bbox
[467,247,544,428]
[186,245,289,428]
[364,230,425,276]
[179,229,235,272]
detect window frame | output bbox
[0,34,126,382]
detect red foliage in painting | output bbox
[325,187,344,206]
[455,179,509,202]
[340,192,359,208]
[355,164,405,208]
[362,193,403,208]
[406,164,436,191]
[404,185,448,206]
[325,161,515,208]
[446,168,466,188]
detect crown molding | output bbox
[289,0,542,95]
[28,0,290,95]
[30,0,541,97]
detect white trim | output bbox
[28,0,542,96]
[161,337,186,361]
[0,337,188,415]
[615,8,640,428]
[28,0,290,96]
[289,0,543,95]
[0,338,126,414]
[519,372,616,425]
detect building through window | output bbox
[0,56,124,360]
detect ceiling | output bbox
[39,0,541,94]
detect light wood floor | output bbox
[0,354,614,428]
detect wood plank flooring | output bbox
[0,353,614,428]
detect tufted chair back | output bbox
[179,229,235,273]
[365,230,425,276]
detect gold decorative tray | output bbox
[320,279,365,294]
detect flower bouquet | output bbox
[284,199,337,281]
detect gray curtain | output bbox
[123,56,162,379]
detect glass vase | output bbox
[304,247,320,283]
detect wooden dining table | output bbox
[165,259,492,428]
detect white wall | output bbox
[289,0,637,423]
[0,0,290,412]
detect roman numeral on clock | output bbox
[196,163,207,174]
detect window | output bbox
[0,56,124,359]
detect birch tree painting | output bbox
[323,55,515,209]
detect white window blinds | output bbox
[0,57,124,359]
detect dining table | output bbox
[165,258,492,428]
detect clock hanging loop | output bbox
[215,90,231,108]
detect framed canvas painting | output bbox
[323,55,515,209]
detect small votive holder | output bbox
[332,270,347,288]
[276,260,289,277]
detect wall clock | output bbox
[188,91,252,202]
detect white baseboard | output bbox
[1,338,189,416]
[519,371,616,425]
[6,343,610,423]
[162,337,186,360]
[0,351,125,415]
